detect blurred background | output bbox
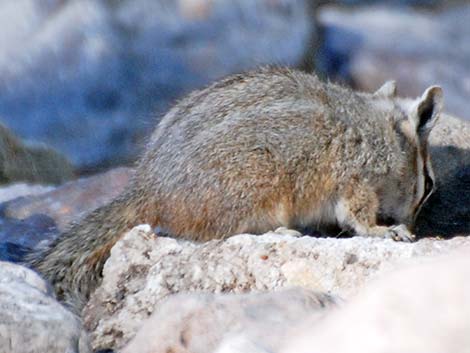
[0,0,469,176]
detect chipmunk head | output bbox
[375,82,443,230]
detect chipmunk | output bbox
[27,67,443,311]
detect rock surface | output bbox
[208,248,470,353]
[281,248,470,353]
[121,288,336,353]
[83,225,470,350]
[334,0,438,4]
[0,261,91,353]
[416,113,470,238]
[2,167,133,231]
[0,167,132,262]
[0,122,73,185]
[318,5,470,120]
[0,183,54,204]
[0,0,313,171]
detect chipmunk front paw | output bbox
[364,224,415,242]
[384,224,416,242]
[274,227,303,237]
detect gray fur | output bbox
[26,67,443,312]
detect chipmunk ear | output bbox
[409,86,443,139]
[374,80,397,98]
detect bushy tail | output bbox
[26,192,141,313]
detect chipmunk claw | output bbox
[387,224,416,242]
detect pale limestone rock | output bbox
[3,167,133,231]
[318,5,470,120]
[0,167,133,263]
[0,183,54,204]
[281,248,470,353]
[83,225,470,350]
[0,0,313,170]
[429,113,470,179]
[214,336,270,353]
[121,288,336,353]
[431,113,470,150]
[0,261,91,353]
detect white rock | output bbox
[121,288,336,353]
[0,183,55,203]
[83,225,470,350]
[318,5,470,120]
[282,248,470,353]
[0,261,91,353]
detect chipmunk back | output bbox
[27,67,443,311]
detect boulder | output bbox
[2,167,133,231]
[0,183,54,204]
[281,248,470,353]
[0,123,73,185]
[0,167,132,262]
[0,0,123,172]
[0,0,314,171]
[333,0,437,5]
[208,248,470,353]
[415,113,470,237]
[0,261,91,353]
[121,288,336,353]
[331,0,469,6]
[83,225,470,350]
[317,5,470,120]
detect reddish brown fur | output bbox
[26,68,442,312]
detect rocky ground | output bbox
[0,0,314,172]
[0,167,132,262]
[0,260,91,353]
[317,4,470,119]
[85,226,470,351]
[0,111,468,352]
[2,226,470,353]
[1,1,469,173]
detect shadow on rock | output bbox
[0,210,59,262]
[415,146,470,238]
[0,167,133,262]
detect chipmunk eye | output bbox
[424,173,434,196]
[417,167,434,212]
